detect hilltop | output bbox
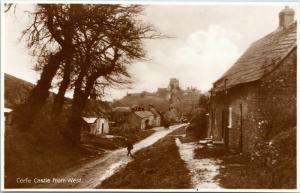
[4,73,111,116]
[113,92,170,112]
[112,78,203,119]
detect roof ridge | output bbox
[213,22,297,91]
[250,21,297,48]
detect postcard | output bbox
[2,1,298,191]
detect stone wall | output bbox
[259,48,297,137]
[209,48,296,153]
[210,83,263,152]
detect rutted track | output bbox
[36,124,187,189]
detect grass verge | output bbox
[99,127,191,189]
[194,127,296,189]
[5,109,155,189]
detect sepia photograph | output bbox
[2,1,298,191]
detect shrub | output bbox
[250,127,296,188]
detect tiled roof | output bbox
[82,117,97,124]
[213,22,297,92]
[134,111,154,118]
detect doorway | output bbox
[222,109,229,146]
[101,122,104,134]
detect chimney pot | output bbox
[279,6,295,29]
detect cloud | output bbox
[109,25,241,100]
[4,5,242,101]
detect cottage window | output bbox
[228,107,232,128]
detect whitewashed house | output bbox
[82,117,109,135]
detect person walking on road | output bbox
[126,139,133,157]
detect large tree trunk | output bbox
[63,60,88,144]
[52,15,74,115]
[65,54,117,145]
[52,57,72,115]
[66,98,85,145]
[16,50,65,130]
[65,73,98,145]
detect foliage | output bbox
[12,4,163,145]
[185,107,208,139]
[250,141,279,167]
[217,127,296,189]
[198,94,209,110]
[115,94,170,112]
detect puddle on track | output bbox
[175,138,222,189]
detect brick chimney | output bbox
[279,6,295,29]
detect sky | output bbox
[4,3,299,101]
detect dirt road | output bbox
[36,124,187,189]
[175,138,222,189]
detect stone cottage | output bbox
[127,111,155,130]
[208,6,297,153]
[82,117,110,135]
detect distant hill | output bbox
[5,73,35,109]
[113,88,202,116]
[4,73,111,116]
[113,93,170,112]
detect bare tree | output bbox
[52,5,159,116]
[4,3,16,13]
[15,4,163,144]
[62,5,162,144]
[15,4,77,129]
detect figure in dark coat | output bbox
[126,139,133,156]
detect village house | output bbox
[82,117,110,135]
[208,6,297,153]
[127,110,155,130]
[111,106,160,130]
[148,104,161,127]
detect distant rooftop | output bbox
[134,111,154,118]
[82,117,97,124]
